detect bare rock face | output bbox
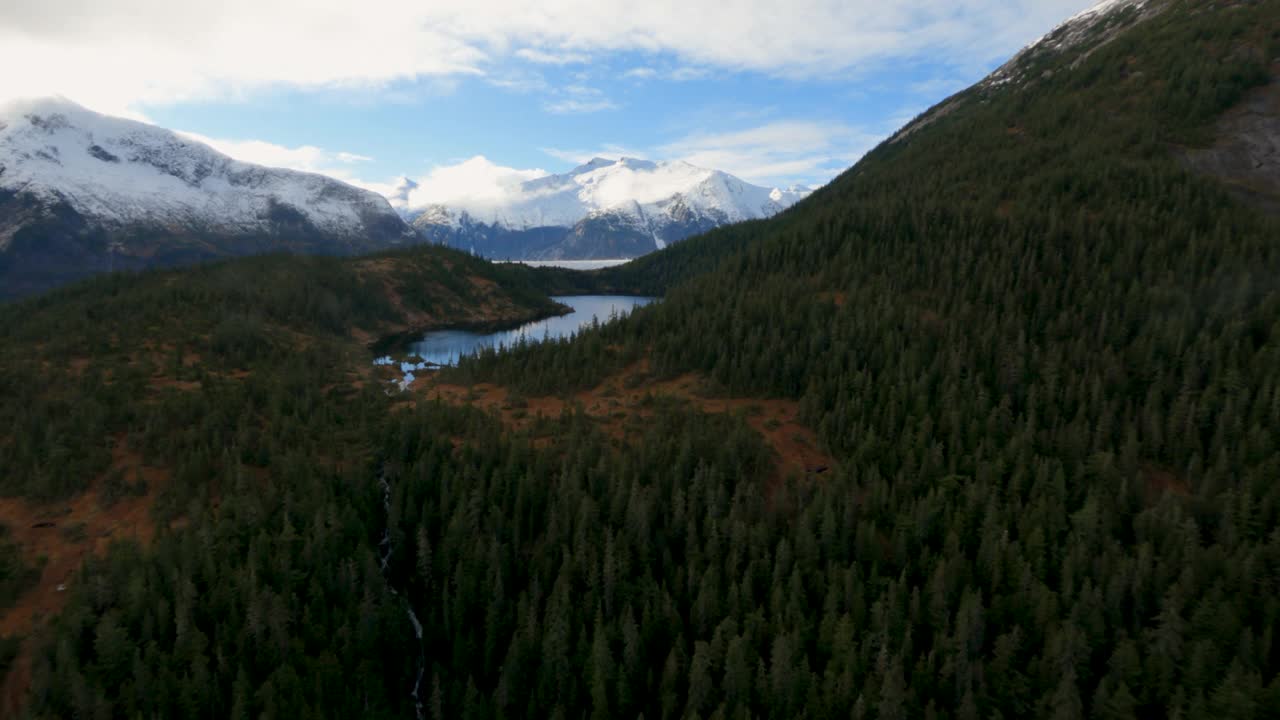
[1184,64,1280,214]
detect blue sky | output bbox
[0,0,1097,199]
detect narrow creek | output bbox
[378,466,426,720]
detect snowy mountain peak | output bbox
[410,157,806,231]
[410,157,811,260]
[0,97,413,297]
[569,157,616,175]
[0,96,409,243]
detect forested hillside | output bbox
[0,244,577,714]
[4,0,1280,718]
[433,0,1280,715]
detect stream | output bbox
[379,467,426,719]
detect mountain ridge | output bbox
[0,96,416,299]
[407,156,810,260]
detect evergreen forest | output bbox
[2,0,1279,717]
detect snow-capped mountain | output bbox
[408,158,810,260]
[0,97,415,298]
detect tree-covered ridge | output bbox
[8,0,1280,718]
[0,244,569,501]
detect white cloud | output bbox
[658,121,883,186]
[538,83,618,113]
[670,67,710,82]
[484,71,549,93]
[177,131,369,174]
[514,48,589,65]
[539,119,882,187]
[173,128,657,215]
[0,0,1098,114]
[399,156,549,208]
[174,132,549,210]
[0,1,483,117]
[543,98,619,114]
[620,65,710,83]
[191,115,876,208]
[622,67,659,80]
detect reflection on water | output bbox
[375,295,656,390]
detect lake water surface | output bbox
[504,259,633,270]
[376,295,656,389]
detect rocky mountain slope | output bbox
[409,157,808,260]
[0,98,416,299]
